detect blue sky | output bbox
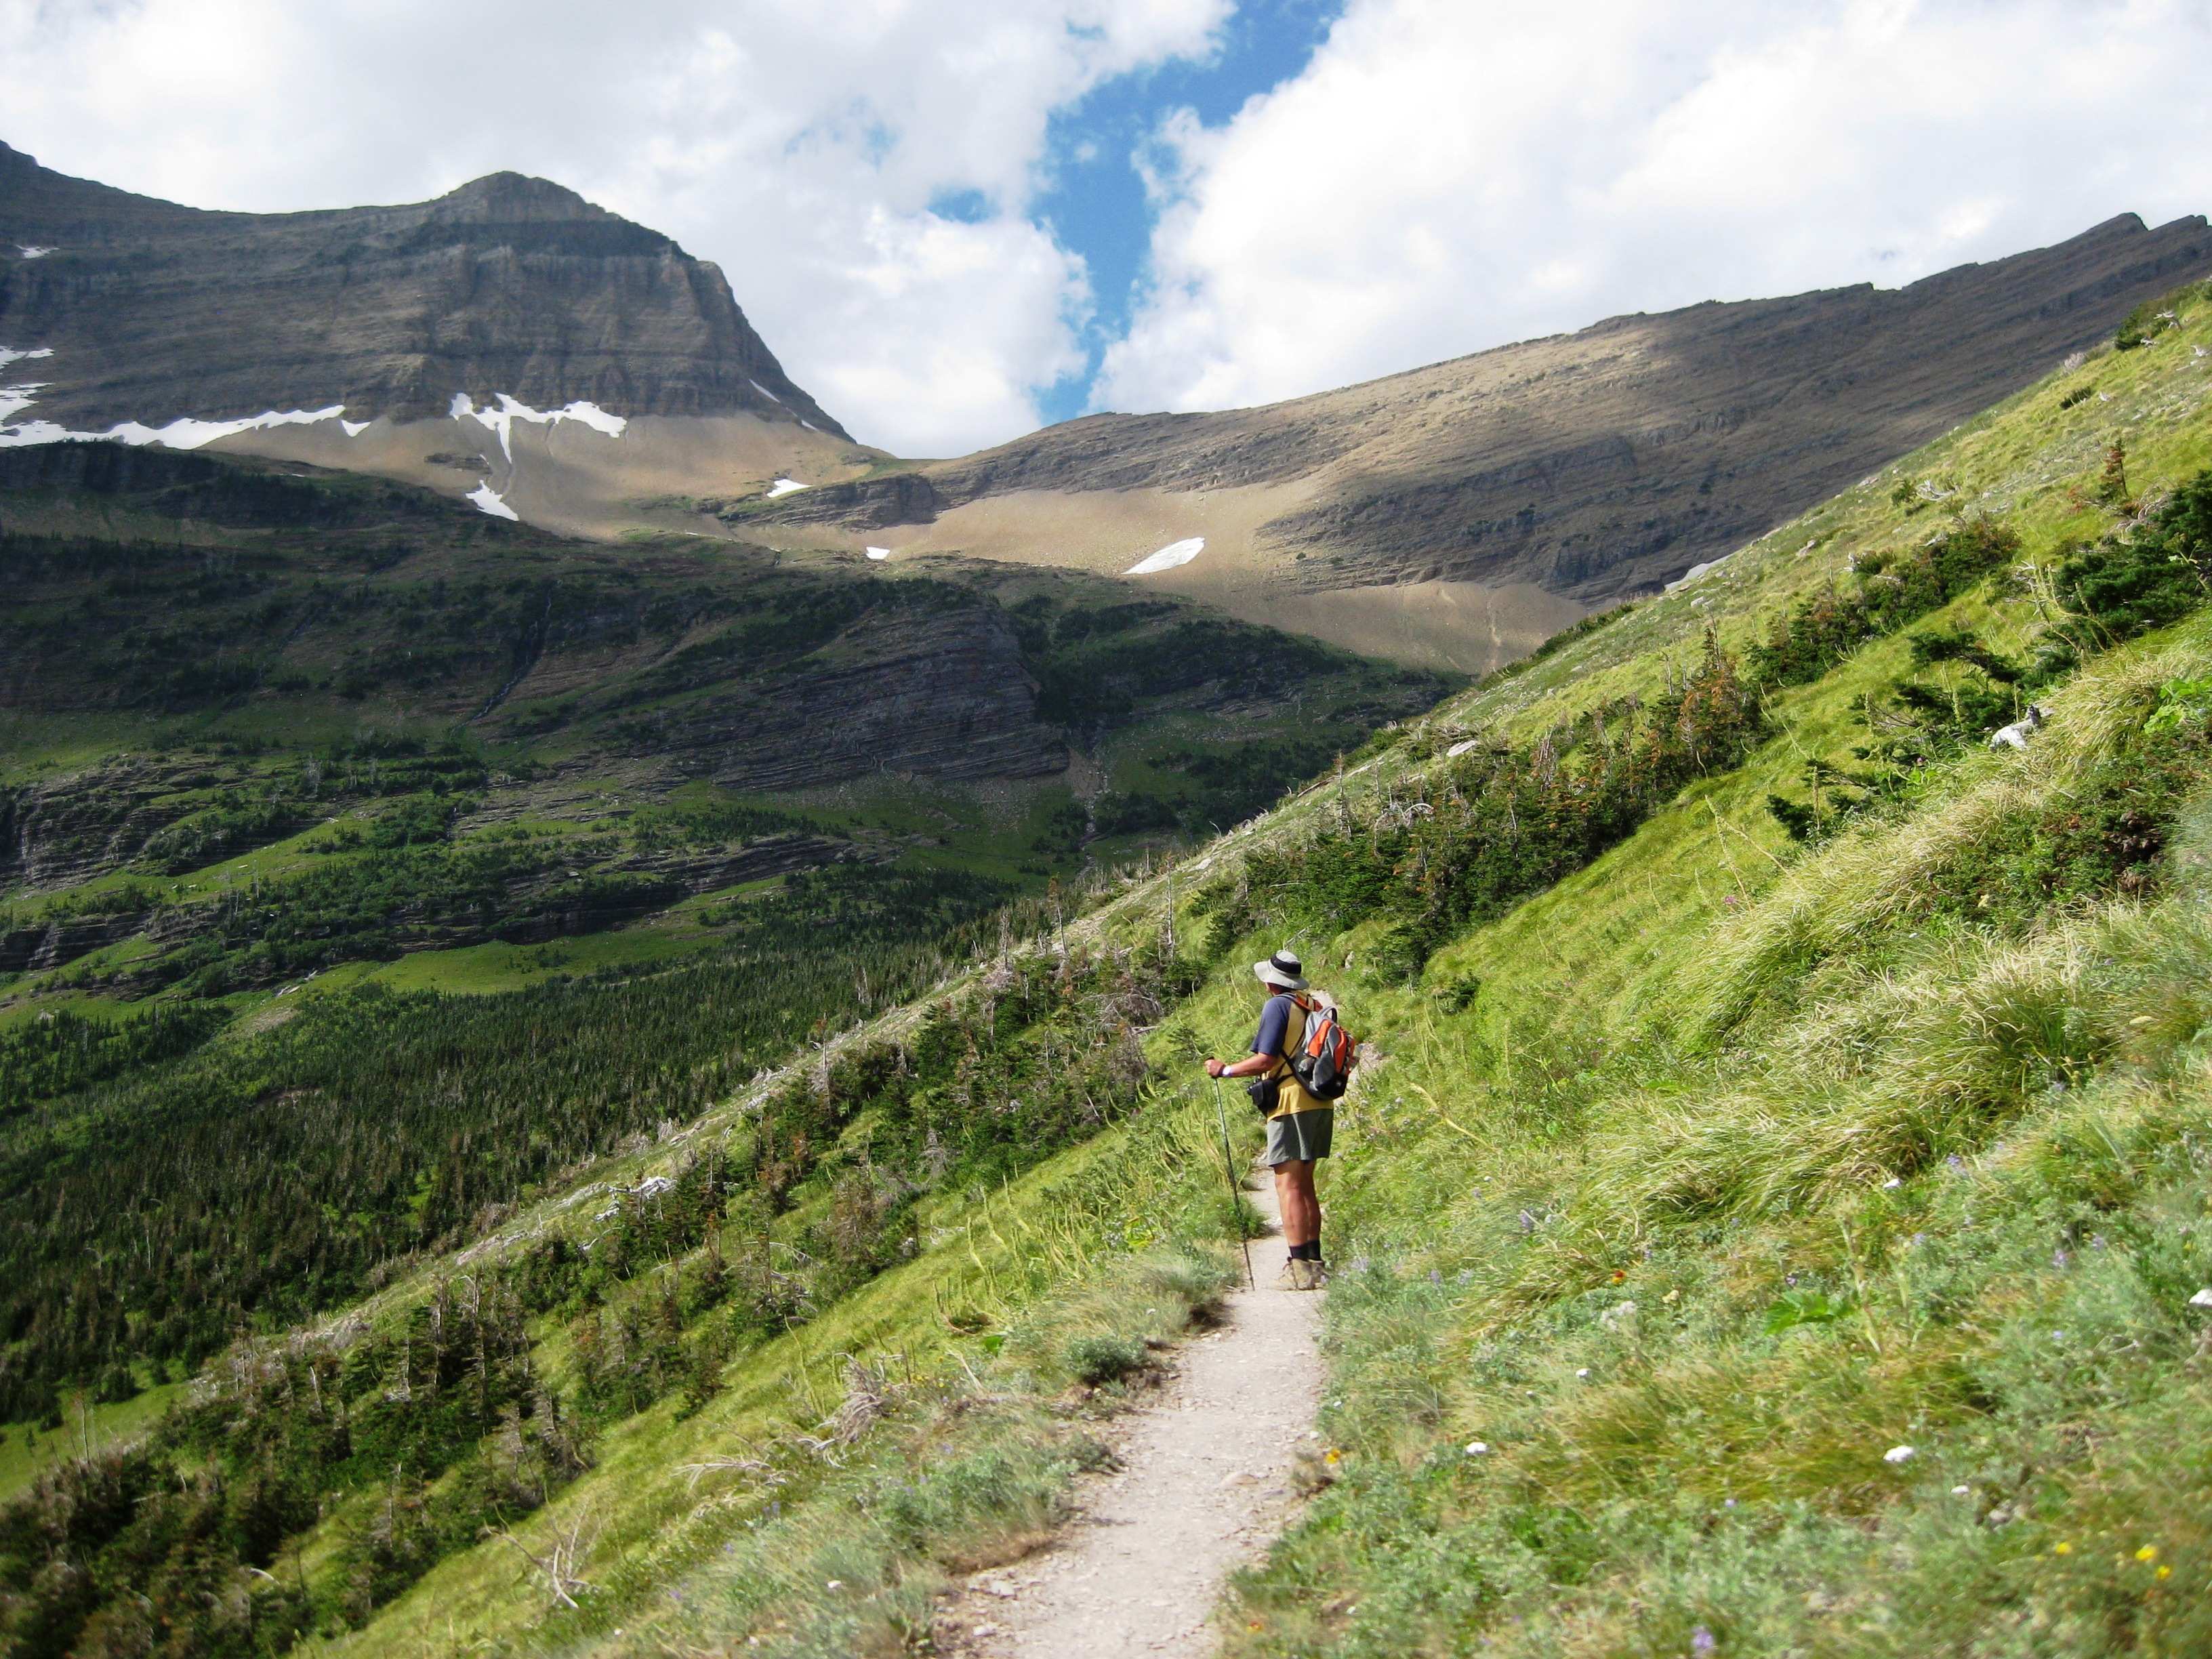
[1024,1,1344,424]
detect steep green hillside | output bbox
[5,283,2212,1658]
[0,449,1443,1433]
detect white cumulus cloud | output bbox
[1097,0,2212,415]
[0,0,1231,455]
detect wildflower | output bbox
[2156,1565,2173,1580]
[1883,1446,1916,1464]
[2136,1545,2159,1563]
[1324,1448,1343,1466]
[2053,1542,2072,1555]
[1881,1177,1902,1189]
[1612,1269,1627,1283]
[1576,1368,1591,1378]
[1951,1485,1971,1496]
[1692,1626,1717,1654]
[826,1580,844,1590]
[1465,1441,1490,1456]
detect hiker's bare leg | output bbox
[1273,1160,1319,1249]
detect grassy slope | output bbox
[313,298,2211,1654]
[1176,303,2212,1654]
[276,296,2212,1654]
[14,301,2211,1656]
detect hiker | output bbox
[1205,949,1334,1290]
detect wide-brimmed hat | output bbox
[1254,949,1307,990]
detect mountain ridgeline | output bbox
[750,213,2211,635]
[7,142,2206,671]
[0,140,843,434]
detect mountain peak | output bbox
[0,150,848,435]
[433,169,607,224]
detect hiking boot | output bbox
[1274,1258,1309,1290]
[1302,1261,1329,1291]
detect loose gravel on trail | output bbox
[940,1174,1326,1657]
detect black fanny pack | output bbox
[1246,1073,1282,1116]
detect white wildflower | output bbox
[1884,1445,1916,1465]
[1465,1441,1490,1456]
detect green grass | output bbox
[12,286,2212,1658]
[0,1381,188,1501]
[353,924,718,995]
[1152,289,2212,1659]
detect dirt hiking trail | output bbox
[941,1172,1326,1656]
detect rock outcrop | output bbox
[0,142,846,436]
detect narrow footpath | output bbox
[941,1173,1326,1657]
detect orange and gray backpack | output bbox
[1290,1000,1357,1100]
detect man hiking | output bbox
[1204,948,1333,1290]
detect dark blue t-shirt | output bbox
[1252,993,1303,1062]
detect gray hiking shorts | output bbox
[1264,1107,1334,1166]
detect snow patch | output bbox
[747,377,785,407]
[0,385,43,424]
[451,392,628,460]
[865,546,892,561]
[1,398,369,451]
[1125,536,1204,575]
[0,346,55,371]
[766,476,807,498]
[340,418,370,438]
[466,482,520,521]
[1665,556,1725,592]
[106,405,350,449]
[799,419,817,432]
[14,245,54,260]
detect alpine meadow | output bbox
[5,55,2212,1659]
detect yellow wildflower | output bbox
[1324,1448,1343,1466]
[2135,1545,2159,1563]
[2156,1565,2173,1581]
[2053,1542,2072,1555]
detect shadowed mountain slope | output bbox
[756,211,2209,664]
[0,140,844,434]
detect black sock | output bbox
[1292,1242,1321,1261]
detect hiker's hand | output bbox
[1204,1058,1226,1078]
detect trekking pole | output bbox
[1209,1076,1256,1290]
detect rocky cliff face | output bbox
[767,212,2211,608]
[0,142,846,435]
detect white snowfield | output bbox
[865,546,892,560]
[1665,555,1727,592]
[0,394,369,452]
[14,245,55,259]
[1125,536,1204,575]
[0,346,55,371]
[747,377,784,406]
[450,392,627,460]
[466,482,520,520]
[766,476,807,498]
